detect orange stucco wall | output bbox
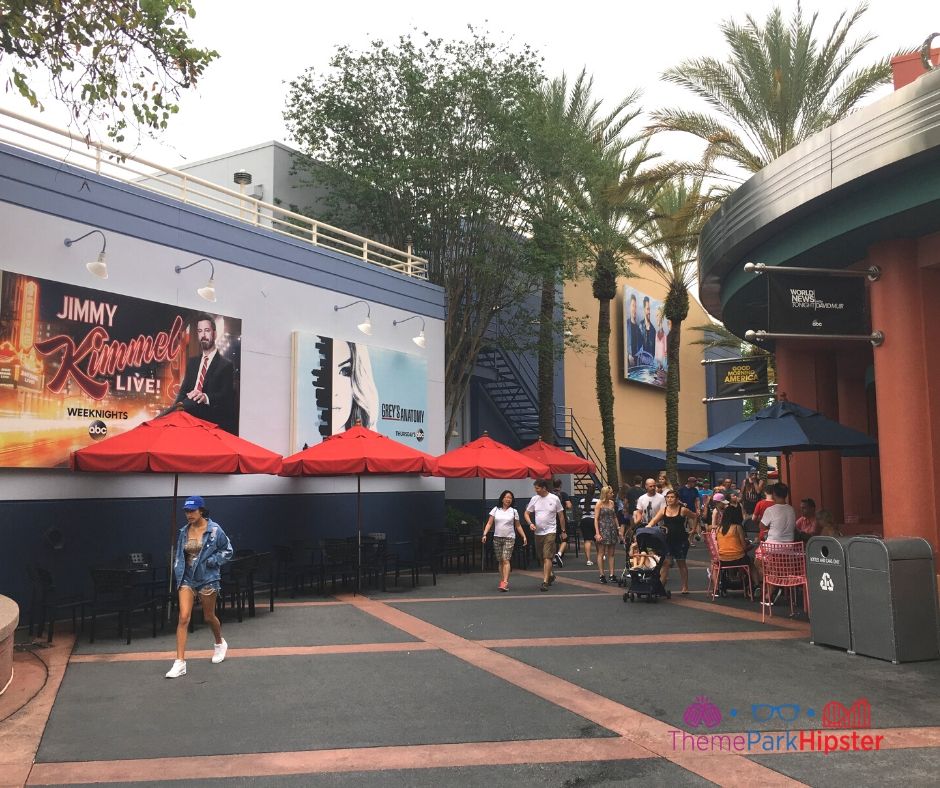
[564,264,709,483]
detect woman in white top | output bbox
[482,490,528,592]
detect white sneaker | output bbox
[586,560,594,566]
[212,639,228,664]
[165,659,187,678]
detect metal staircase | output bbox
[475,345,607,490]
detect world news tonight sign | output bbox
[767,274,869,335]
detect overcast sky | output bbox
[4,1,937,168]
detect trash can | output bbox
[846,537,940,663]
[806,536,852,650]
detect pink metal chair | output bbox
[705,530,753,601]
[758,541,809,622]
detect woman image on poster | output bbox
[330,340,379,432]
[654,310,669,371]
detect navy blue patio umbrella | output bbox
[686,400,877,495]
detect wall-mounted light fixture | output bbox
[334,299,372,336]
[393,315,426,348]
[64,229,108,279]
[175,258,217,302]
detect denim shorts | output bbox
[180,563,221,595]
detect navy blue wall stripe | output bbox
[1,491,444,614]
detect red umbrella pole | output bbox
[784,453,792,503]
[167,472,179,622]
[481,478,486,572]
[357,474,362,594]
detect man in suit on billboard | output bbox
[627,293,643,368]
[171,313,237,434]
[640,296,656,357]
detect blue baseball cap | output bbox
[183,495,205,511]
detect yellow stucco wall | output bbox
[564,263,710,482]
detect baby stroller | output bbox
[622,527,671,603]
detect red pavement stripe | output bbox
[477,630,808,648]
[69,642,434,663]
[394,592,607,603]
[25,737,650,784]
[2,635,74,788]
[342,594,806,786]
[267,600,349,607]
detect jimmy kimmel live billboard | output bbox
[0,271,242,467]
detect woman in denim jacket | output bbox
[165,495,234,679]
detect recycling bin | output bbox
[846,537,940,663]
[806,536,852,650]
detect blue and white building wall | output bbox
[0,141,445,611]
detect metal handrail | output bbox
[477,344,606,486]
[0,106,428,279]
[556,406,607,487]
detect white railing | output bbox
[0,107,428,280]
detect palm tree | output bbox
[524,71,601,443]
[649,3,897,180]
[573,101,661,485]
[641,177,715,486]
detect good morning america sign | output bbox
[767,273,869,335]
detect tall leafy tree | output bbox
[284,32,545,440]
[0,1,217,141]
[649,3,896,179]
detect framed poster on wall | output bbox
[623,284,668,389]
[291,332,428,452]
[0,270,242,467]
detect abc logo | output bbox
[88,420,108,440]
[415,428,425,443]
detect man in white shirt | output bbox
[525,479,566,592]
[634,478,666,527]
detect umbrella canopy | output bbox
[619,446,711,472]
[518,440,596,475]
[280,425,437,476]
[71,410,282,474]
[435,434,550,479]
[686,400,877,455]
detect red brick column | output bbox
[868,240,939,555]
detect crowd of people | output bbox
[482,471,839,601]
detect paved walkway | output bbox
[3,549,940,786]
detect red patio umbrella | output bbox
[71,410,283,600]
[518,439,596,475]
[280,425,437,590]
[434,433,550,570]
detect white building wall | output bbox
[0,200,445,501]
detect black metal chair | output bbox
[88,568,164,644]
[247,552,275,615]
[27,565,89,643]
[320,538,358,592]
[273,543,320,597]
[358,536,400,591]
[219,555,255,622]
[436,531,470,574]
[396,538,438,586]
